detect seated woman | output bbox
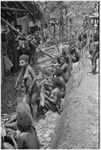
[43,69,66,114]
[16,112,40,149]
[44,84,61,114]
[2,112,40,149]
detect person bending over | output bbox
[4,101,34,129]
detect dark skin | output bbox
[17,127,40,149]
[26,65,37,93]
[44,85,64,114]
[44,89,59,104]
[3,125,39,149]
[15,59,37,95]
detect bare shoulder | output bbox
[20,131,40,149]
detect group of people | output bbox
[2,101,40,149]
[15,48,73,117]
[2,43,74,149]
[2,24,42,76]
[15,25,42,69]
[1,23,99,149]
[38,51,72,116]
[2,54,41,149]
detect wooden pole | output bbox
[1,18,54,59]
[1,7,27,12]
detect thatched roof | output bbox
[1,1,43,23]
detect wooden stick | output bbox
[1,18,54,59]
[2,7,27,12]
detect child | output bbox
[16,112,40,149]
[15,54,39,118]
[15,54,37,99]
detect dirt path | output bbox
[51,58,99,149]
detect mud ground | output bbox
[51,57,99,149]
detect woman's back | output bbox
[19,128,40,149]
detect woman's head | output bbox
[17,112,31,132]
[52,77,63,88]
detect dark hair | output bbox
[57,55,66,64]
[17,112,31,132]
[54,68,63,77]
[52,76,65,88]
[19,54,29,62]
[52,78,61,88]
